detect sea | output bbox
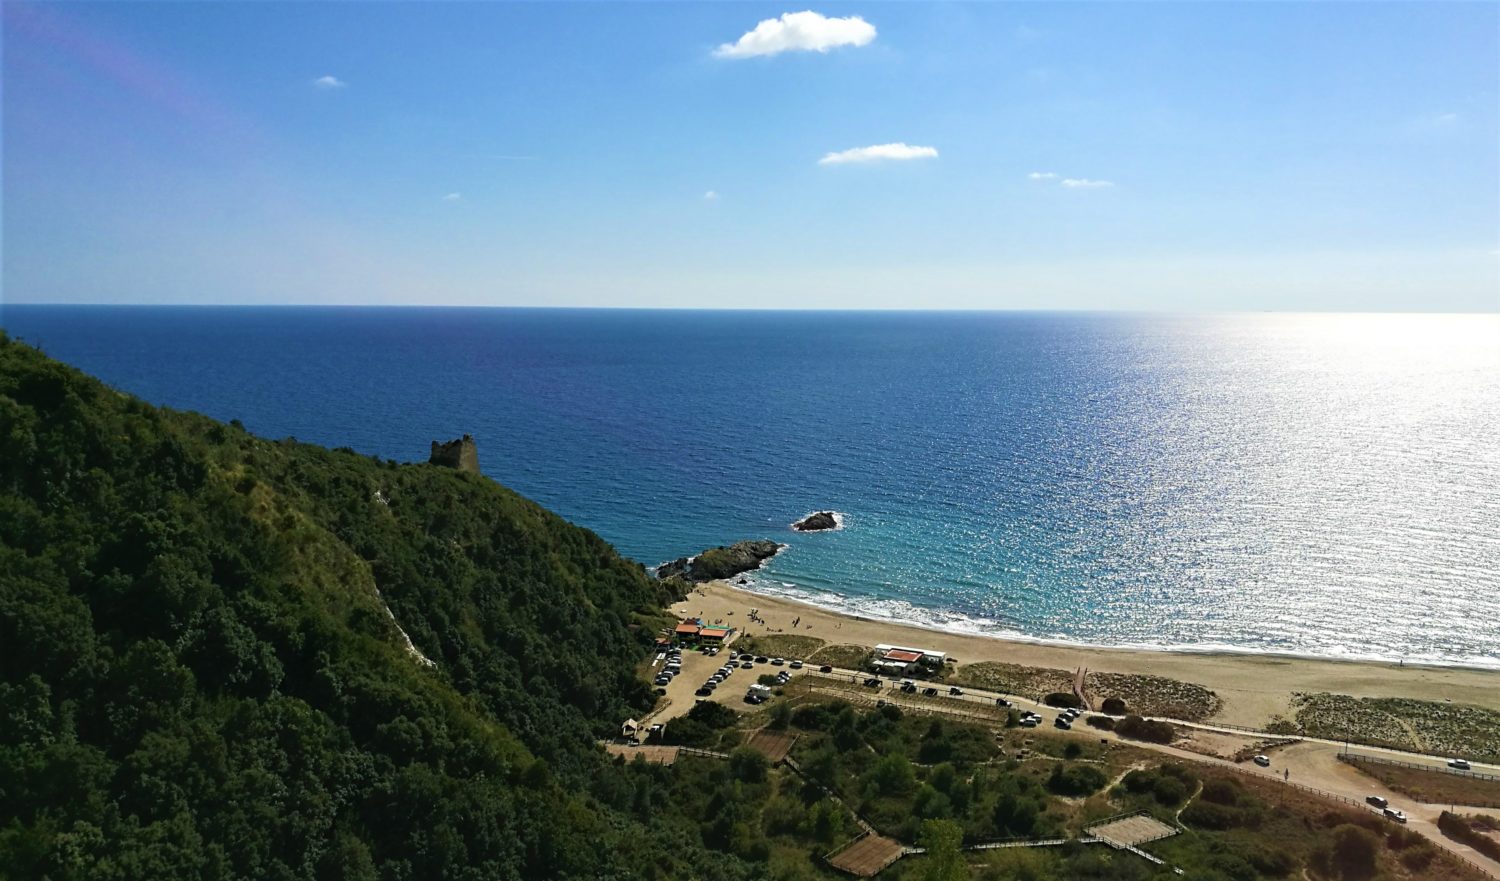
[5,305,1497,669]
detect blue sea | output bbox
[5,305,1498,668]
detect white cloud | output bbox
[1027,171,1058,180]
[443,192,462,202]
[312,75,346,90]
[1060,178,1114,189]
[715,11,876,59]
[819,142,938,165]
[703,190,719,201]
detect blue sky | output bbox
[4,2,1497,310]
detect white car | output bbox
[1383,808,1407,824]
[1448,758,1471,771]
[1253,755,1271,767]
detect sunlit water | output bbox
[6,307,1497,667]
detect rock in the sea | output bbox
[657,539,782,584]
[792,511,838,532]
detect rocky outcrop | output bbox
[430,435,480,475]
[792,511,839,532]
[657,539,782,583]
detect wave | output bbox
[734,571,1500,672]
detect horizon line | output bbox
[4,302,1499,316]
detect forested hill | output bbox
[0,335,740,880]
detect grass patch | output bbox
[950,661,1073,699]
[807,643,872,669]
[734,633,826,659]
[1087,671,1222,721]
[1291,693,1500,763]
[1347,758,1500,807]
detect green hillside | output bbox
[0,335,728,880]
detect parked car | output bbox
[1253,755,1271,767]
[819,665,833,673]
[949,687,964,696]
[1366,795,1388,809]
[771,658,785,666]
[865,678,883,688]
[1383,808,1407,824]
[695,687,713,696]
[790,660,804,669]
[653,676,671,686]
[1019,717,1039,728]
[901,683,917,694]
[994,697,1011,707]
[923,687,939,697]
[1054,717,1072,730]
[741,660,754,668]
[755,656,769,664]
[1449,758,1472,770]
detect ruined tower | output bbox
[429,434,480,475]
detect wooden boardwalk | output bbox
[826,833,905,877]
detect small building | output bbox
[698,625,733,642]
[674,622,701,639]
[874,644,946,670]
[621,718,640,738]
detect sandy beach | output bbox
[683,580,1500,729]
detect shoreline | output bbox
[684,579,1500,729]
[737,577,1500,672]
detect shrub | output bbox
[1047,763,1107,797]
[729,747,770,783]
[1151,775,1189,807]
[686,701,738,729]
[1115,714,1175,744]
[1439,811,1500,861]
[1044,692,1082,709]
[1200,777,1242,806]
[1101,697,1128,715]
[1085,715,1115,731]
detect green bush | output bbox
[1047,763,1108,796]
[1044,692,1082,709]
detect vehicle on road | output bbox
[1449,758,1472,770]
[923,687,939,697]
[949,687,963,696]
[865,678,883,688]
[1054,717,1072,730]
[994,697,1011,707]
[1019,717,1039,728]
[790,660,803,669]
[741,660,754,668]
[819,665,833,673]
[653,676,671,686]
[771,658,785,666]
[755,656,769,664]
[1366,796,1388,809]
[1383,808,1407,824]
[695,687,713,696]
[1253,755,1271,767]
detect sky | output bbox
[3,2,1497,311]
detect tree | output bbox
[918,819,966,881]
[729,748,769,783]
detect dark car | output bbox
[1054,717,1072,730]
[994,697,1011,707]
[901,683,917,693]
[865,678,883,688]
[695,687,713,696]
[923,687,939,697]
[949,687,963,696]
[741,660,754,668]
[819,665,833,673]
[755,656,769,664]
